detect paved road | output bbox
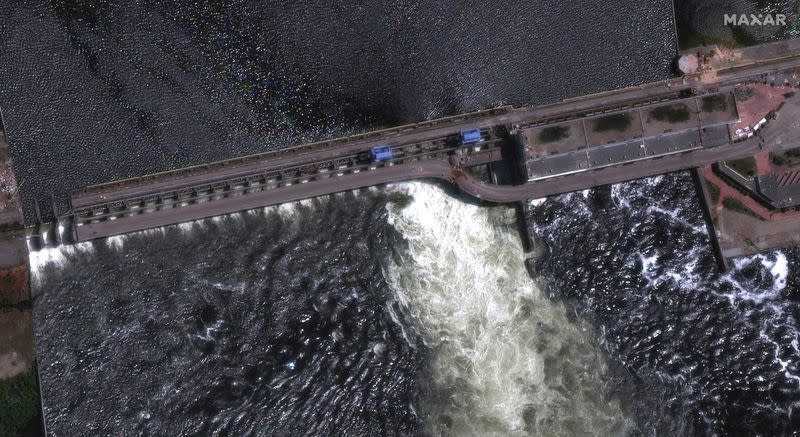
[67,41,800,241]
[455,137,765,202]
[75,132,770,241]
[74,161,455,241]
[74,50,800,210]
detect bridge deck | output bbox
[58,41,800,243]
[73,131,773,242]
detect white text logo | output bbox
[724,14,787,26]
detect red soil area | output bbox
[702,167,800,221]
[0,148,19,214]
[0,265,29,305]
[754,151,772,177]
[0,309,34,379]
[730,84,789,140]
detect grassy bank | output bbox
[722,197,764,220]
[0,366,38,436]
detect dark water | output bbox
[33,192,427,435]
[676,0,798,44]
[31,175,800,435]
[0,0,675,223]
[10,0,800,435]
[529,174,800,435]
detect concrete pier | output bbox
[22,39,800,247]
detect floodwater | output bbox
[0,0,675,222]
[6,0,800,435]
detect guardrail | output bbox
[70,135,505,225]
[70,106,513,196]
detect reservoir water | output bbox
[3,0,798,435]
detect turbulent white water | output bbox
[384,182,632,436]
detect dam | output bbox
[22,38,800,269]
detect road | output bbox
[74,161,452,241]
[74,49,800,209]
[455,136,765,201]
[75,130,773,241]
[64,40,800,242]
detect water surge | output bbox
[384,182,632,436]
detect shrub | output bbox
[705,179,720,204]
[701,95,728,112]
[722,197,763,220]
[538,126,570,143]
[593,114,631,133]
[726,158,756,178]
[771,154,787,166]
[0,367,39,437]
[650,104,691,123]
[785,147,800,159]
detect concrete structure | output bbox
[679,54,699,74]
[20,38,800,255]
[522,93,739,180]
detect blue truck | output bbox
[459,128,482,145]
[369,144,393,162]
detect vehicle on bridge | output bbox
[460,128,483,145]
[370,144,393,162]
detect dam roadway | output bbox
[70,128,782,242]
[51,40,800,244]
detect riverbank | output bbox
[0,119,41,436]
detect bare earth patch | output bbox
[0,148,19,214]
[0,309,34,379]
[0,265,28,305]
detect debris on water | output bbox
[372,342,387,356]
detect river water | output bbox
[30,177,800,435]
[6,0,800,435]
[32,184,639,435]
[0,0,675,223]
[529,175,800,435]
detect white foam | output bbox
[722,252,789,304]
[767,252,789,290]
[28,241,94,286]
[529,198,546,207]
[610,184,631,209]
[106,235,126,251]
[28,192,339,283]
[384,181,631,436]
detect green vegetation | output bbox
[679,32,740,50]
[538,126,570,143]
[722,197,763,220]
[770,147,800,167]
[771,153,787,166]
[675,14,777,49]
[728,25,760,47]
[0,367,38,437]
[784,91,797,99]
[593,114,631,133]
[701,95,728,113]
[676,19,741,49]
[726,158,756,179]
[0,222,23,233]
[786,148,800,159]
[650,104,691,123]
[705,179,720,204]
[767,109,778,120]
